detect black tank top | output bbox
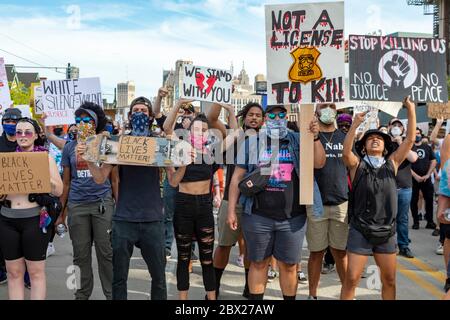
[349,159,397,229]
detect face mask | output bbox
[319,107,337,125]
[105,124,114,134]
[131,112,150,137]
[266,118,288,139]
[364,155,386,169]
[53,128,63,136]
[68,132,77,141]
[190,135,208,151]
[2,123,16,136]
[415,135,422,143]
[390,127,402,137]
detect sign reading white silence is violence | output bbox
[349,35,448,103]
[265,1,345,105]
[181,65,232,104]
[42,77,102,126]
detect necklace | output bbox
[319,130,336,144]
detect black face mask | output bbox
[53,128,63,136]
[68,132,77,141]
[112,129,119,135]
[415,135,422,143]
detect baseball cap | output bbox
[2,108,22,122]
[389,118,403,127]
[130,96,152,109]
[265,105,287,113]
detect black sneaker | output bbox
[425,222,437,230]
[418,213,423,221]
[445,279,450,293]
[412,222,420,230]
[398,247,414,259]
[242,286,250,299]
[431,229,440,236]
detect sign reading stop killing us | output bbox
[0,152,51,194]
[265,1,345,105]
[349,35,448,103]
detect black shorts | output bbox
[347,225,397,255]
[442,223,450,240]
[0,215,50,261]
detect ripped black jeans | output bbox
[174,192,215,291]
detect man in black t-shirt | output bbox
[307,103,349,300]
[411,128,437,230]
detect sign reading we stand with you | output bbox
[181,65,233,104]
[349,35,448,103]
[265,1,345,105]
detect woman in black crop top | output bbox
[340,97,416,300]
[164,99,237,300]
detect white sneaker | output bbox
[236,255,244,268]
[46,243,55,257]
[436,244,444,255]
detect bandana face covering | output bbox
[77,122,96,142]
[266,118,288,139]
[190,135,208,152]
[131,112,150,137]
[363,155,386,168]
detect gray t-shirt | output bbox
[61,140,111,203]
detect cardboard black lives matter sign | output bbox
[0,152,51,194]
[349,35,448,103]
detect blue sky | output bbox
[0,0,433,99]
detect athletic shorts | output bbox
[441,223,450,240]
[346,225,397,256]
[306,202,349,252]
[0,210,50,261]
[217,200,243,246]
[241,213,306,264]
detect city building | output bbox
[116,81,135,121]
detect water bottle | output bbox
[56,224,67,238]
[445,208,450,222]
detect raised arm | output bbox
[430,117,444,145]
[37,115,67,150]
[390,97,416,171]
[153,87,168,116]
[310,118,326,169]
[163,98,194,136]
[343,112,366,174]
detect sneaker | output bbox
[307,295,318,300]
[0,271,7,285]
[297,271,308,283]
[432,229,440,236]
[46,243,55,258]
[236,255,244,268]
[398,247,414,259]
[165,248,171,259]
[24,272,31,290]
[436,243,444,255]
[425,222,437,229]
[191,252,199,262]
[445,279,450,293]
[267,267,277,282]
[321,263,335,274]
[412,222,420,230]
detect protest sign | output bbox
[428,102,450,119]
[30,83,44,115]
[265,2,345,105]
[117,135,156,165]
[349,35,448,103]
[0,58,12,114]
[336,100,402,117]
[42,77,102,125]
[0,152,51,194]
[180,65,232,104]
[15,105,32,119]
[353,103,379,133]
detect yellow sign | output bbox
[288,47,322,84]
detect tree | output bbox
[9,81,30,106]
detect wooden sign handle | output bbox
[299,104,315,205]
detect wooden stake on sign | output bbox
[299,104,314,205]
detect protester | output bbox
[388,118,418,258]
[0,118,63,299]
[227,104,326,300]
[340,97,416,300]
[307,103,349,300]
[337,113,352,134]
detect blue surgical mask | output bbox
[105,124,114,134]
[364,155,386,168]
[2,123,16,136]
[266,118,288,139]
[131,112,150,137]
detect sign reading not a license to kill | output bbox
[265,1,345,105]
[0,152,51,194]
[349,35,448,103]
[180,65,232,104]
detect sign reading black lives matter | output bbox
[181,65,232,104]
[349,35,448,103]
[265,1,345,105]
[42,77,102,125]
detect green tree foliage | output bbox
[9,81,30,106]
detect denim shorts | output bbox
[241,213,306,264]
[347,225,397,256]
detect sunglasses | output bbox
[338,124,351,129]
[268,112,286,120]
[75,116,94,124]
[16,130,35,138]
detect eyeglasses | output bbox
[16,130,34,138]
[268,112,286,120]
[75,116,93,124]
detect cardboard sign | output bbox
[117,136,157,165]
[428,102,450,119]
[336,100,402,117]
[0,152,51,194]
[181,65,232,104]
[0,57,12,113]
[30,83,44,115]
[349,35,448,103]
[265,2,345,105]
[42,77,102,126]
[353,103,379,133]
